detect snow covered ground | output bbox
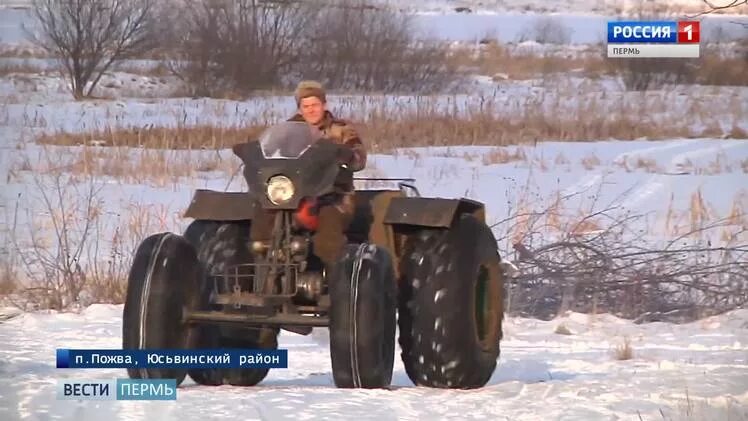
[0,304,746,420]
[372,0,748,15]
[1,3,746,420]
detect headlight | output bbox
[266,175,294,204]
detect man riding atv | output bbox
[124,81,507,389]
[250,80,366,272]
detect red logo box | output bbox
[678,21,700,43]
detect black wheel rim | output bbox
[475,265,489,345]
[473,262,500,351]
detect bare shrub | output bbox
[694,0,748,16]
[6,148,185,308]
[614,336,634,360]
[165,0,454,96]
[517,17,573,45]
[497,185,748,323]
[27,0,158,99]
[9,170,104,310]
[84,202,175,304]
[299,0,456,92]
[166,0,319,97]
[614,58,698,91]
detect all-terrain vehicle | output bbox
[122,121,505,389]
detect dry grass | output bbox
[7,171,186,309]
[614,336,634,360]
[580,153,601,170]
[449,41,610,80]
[482,148,528,165]
[11,144,242,189]
[0,45,51,59]
[112,62,173,78]
[662,189,745,238]
[554,152,570,166]
[29,82,748,152]
[726,192,747,227]
[37,109,696,151]
[570,211,603,236]
[670,154,747,176]
[706,152,731,175]
[690,189,713,232]
[554,323,573,335]
[0,62,46,76]
[697,54,748,87]
[36,125,264,149]
[449,41,748,86]
[634,157,661,173]
[0,266,17,296]
[35,104,706,152]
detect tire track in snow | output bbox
[624,141,748,211]
[561,140,699,198]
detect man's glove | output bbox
[337,147,354,166]
[335,165,354,190]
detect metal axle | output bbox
[187,311,329,327]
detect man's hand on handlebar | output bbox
[337,147,354,167]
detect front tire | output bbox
[329,243,397,388]
[122,233,201,385]
[183,220,278,386]
[398,214,504,389]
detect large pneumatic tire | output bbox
[122,233,201,385]
[329,243,397,388]
[183,220,279,387]
[398,214,505,389]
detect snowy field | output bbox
[1,2,747,420]
[0,305,746,420]
[371,0,748,15]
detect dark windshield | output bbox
[259,121,321,159]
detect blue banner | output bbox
[56,348,288,369]
[608,21,678,43]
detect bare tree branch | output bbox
[26,0,157,99]
[688,0,748,18]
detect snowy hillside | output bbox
[0,305,746,420]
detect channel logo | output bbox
[606,20,700,58]
[57,379,177,401]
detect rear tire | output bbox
[397,214,504,389]
[122,233,201,385]
[183,220,278,386]
[329,243,397,388]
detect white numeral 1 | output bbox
[684,24,692,41]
